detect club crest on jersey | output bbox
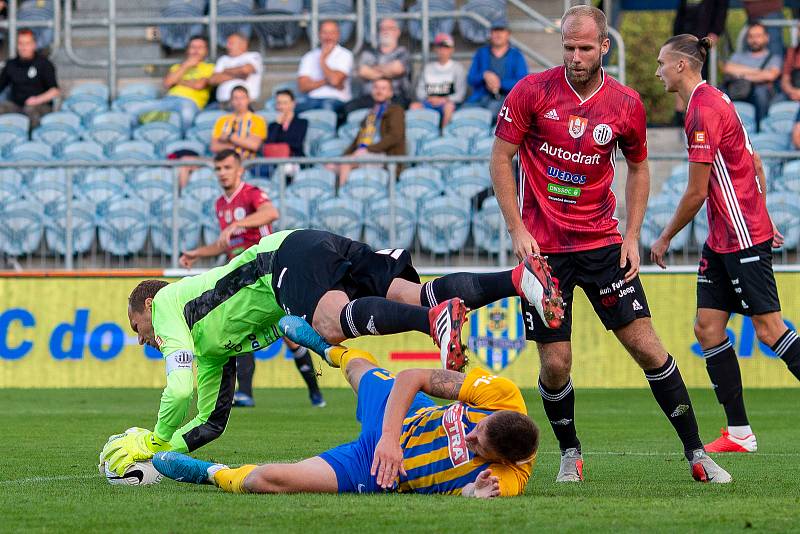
[593,123,613,145]
[442,403,470,467]
[467,299,525,371]
[568,115,588,139]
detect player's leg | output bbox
[167,357,237,453]
[285,338,325,407]
[752,312,800,379]
[233,352,256,407]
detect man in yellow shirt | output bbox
[152,316,539,498]
[210,85,266,162]
[130,36,214,131]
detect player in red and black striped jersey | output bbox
[653,34,800,454]
[492,5,730,483]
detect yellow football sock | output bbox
[338,347,378,379]
[213,465,258,493]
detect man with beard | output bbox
[491,5,731,484]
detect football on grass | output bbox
[99,460,163,486]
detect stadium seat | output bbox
[473,136,494,157]
[340,167,389,201]
[363,195,417,250]
[202,210,221,247]
[396,165,444,210]
[254,0,303,48]
[0,168,24,189]
[299,109,338,133]
[408,0,456,43]
[312,0,355,43]
[313,197,364,241]
[363,0,405,45]
[68,82,110,100]
[159,0,205,51]
[184,176,221,203]
[733,101,756,125]
[459,0,506,43]
[111,140,157,161]
[0,200,44,256]
[61,141,105,162]
[418,136,470,178]
[129,167,175,188]
[768,194,800,250]
[61,94,109,126]
[91,111,133,131]
[0,179,19,205]
[273,196,311,230]
[767,100,800,118]
[692,203,708,246]
[44,203,97,256]
[287,178,336,205]
[406,108,441,130]
[9,141,52,161]
[337,121,361,142]
[118,82,161,100]
[316,137,352,158]
[80,180,127,218]
[135,179,175,217]
[0,125,29,157]
[25,178,67,217]
[83,167,128,190]
[294,166,337,184]
[0,113,31,132]
[417,195,471,254]
[84,124,131,155]
[98,199,149,256]
[40,111,82,131]
[193,109,226,129]
[217,0,254,42]
[19,0,55,50]
[257,110,278,126]
[451,107,494,127]
[472,196,512,254]
[405,126,439,155]
[189,166,216,183]
[449,163,491,199]
[186,125,215,147]
[762,116,795,136]
[642,195,691,252]
[32,123,80,155]
[346,108,370,126]
[750,132,790,152]
[163,139,206,157]
[134,122,183,156]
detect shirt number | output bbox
[499,106,513,123]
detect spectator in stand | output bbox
[209,33,263,108]
[465,18,528,118]
[744,0,785,59]
[330,78,404,185]
[672,0,728,123]
[791,110,800,148]
[723,23,782,129]
[410,33,466,128]
[178,149,326,409]
[264,89,307,180]
[296,20,354,114]
[210,86,266,161]
[345,17,410,114]
[781,22,800,102]
[0,29,60,129]
[129,35,213,131]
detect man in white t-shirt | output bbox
[410,33,466,128]
[296,20,354,113]
[210,33,263,107]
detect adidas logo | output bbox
[435,308,451,344]
[544,108,560,120]
[670,404,690,418]
[366,316,379,335]
[632,299,643,311]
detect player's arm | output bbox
[650,162,710,268]
[462,469,501,499]
[218,201,278,247]
[753,151,785,248]
[620,156,650,282]
[179,240,227,268]
[371,369,465,488]
[491,137,539,259]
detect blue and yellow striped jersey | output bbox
[397,368,534,496]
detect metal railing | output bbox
[2,150,799,272]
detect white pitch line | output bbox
[0,474,98,485]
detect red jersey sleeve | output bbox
[685,105,720,164]
[247,185,271,209]
[618,96,648,163]
[494,77,537,146]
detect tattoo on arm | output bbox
[428,370,465,400]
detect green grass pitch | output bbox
[2,387,799,532]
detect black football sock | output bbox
[339,297,430,338]
[772,329,800,381]
[539,377,580,453]
[235,352,255,398]
[645,355,703,460]
[419,271,517,309]
[292,346,321,396]
[703,338,749,426]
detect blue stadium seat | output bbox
[451,107,494,127]
[642,195,691,251]
[32,122,79,155]
[449,163,491,199]
[61,141,105,162]
[0,125,29,156]
[340,167,389,200]
[9,141,52,161]
[346,108,370,126]
[458,0,506,43]
[692,203,708,246]
[406,108,441,130]
[472,135,494,157]
[163,139,206,157]
[83,167,128,190]
[193,109,226,129]
[159,0,205,51]
[25,178,67,217]
[134,122,183,156]
[405,126,439,155]
[136,179,174,217]
[417,195,471,254]
[733,101,756,124]
[337,121,361,142]
[273,196,311,230]
[186,125,215,147]
[98,199,149,256]
[0,179,19,205]
[0,169,24,189]
[363,0,405,45]
[19,0,55,50]
[287,178,336,206]
[257,110,279,126]
[217,0,254,42]
[312,0,354,43]
[749,132,790,152]
[254,0,303,48]
[61,94,109,126]
[0,113,31,132]
[246,177,278,200]
[84,124,131,155]
[118,82,161,100]
[80,180,127,219]
[418,136,470,178]
[299,109,338,133]
[295,166,337,184]
[189,166,216,183]
[68,82,110,100]
[130,167,175,188]
[363,195,417,250]
[767,100,800,118]
[45,203,97,256]
[41,111,82,132]
[111,140,157,161]
[0,200,44,256]
[316,137,352,158]
[763,116,795,135]
[91,111,134,131]
[397,165,444,210]
[184,176,220,203]
[313,197,364,241]
[472,196,512,254]
[768,194,800,250]
[408,0,456,43]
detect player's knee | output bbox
[313,316,345,344]
[694,318,720,346]
[243,465,290,493]
[752,318,786,347]
[539,357,571,387]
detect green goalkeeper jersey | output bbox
[150,229,294,448]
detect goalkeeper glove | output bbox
[100,427,172,476]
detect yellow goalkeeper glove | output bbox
[100,427,171,476]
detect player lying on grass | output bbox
[152,316,539,497]
[101,229,562,476]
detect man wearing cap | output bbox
[466,19,528,118]
[410,33,466,128]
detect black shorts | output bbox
[697,240,780,316]
[521,243,651,343]
[271,229,420,321]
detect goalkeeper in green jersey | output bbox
[101,228,559,476]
